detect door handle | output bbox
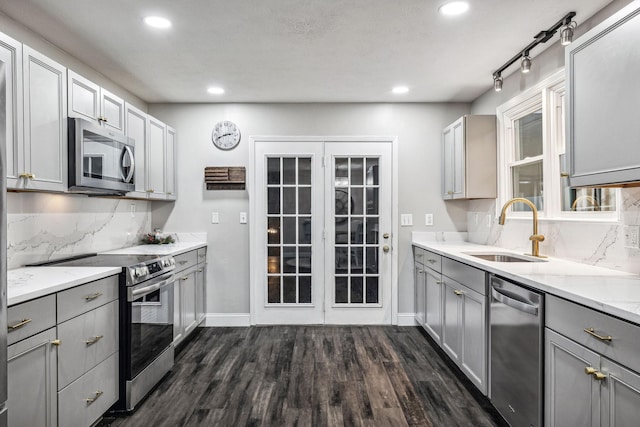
[383,245,390,253]
[383,233,390,239]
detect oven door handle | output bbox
[128,274,175,301]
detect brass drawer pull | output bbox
[146,189,155,193]
[453,290,464,296]
[84,390,104,405]
[584,327,612,342]
[19,173,36,179]
[436,280,443,285]
[8,318,32,330]
[84,335,104,345]
[427,259,437,264]
[198,254,206,258]
[51,339,61,346]
[585,367,606,381]
[178,260,188,265]
[197,269,203,273]
[181,276,189,281]
[84,292,103,301]
[417,270,424,275]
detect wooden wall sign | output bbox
[204,167,246,190]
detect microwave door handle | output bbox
[121,145,135,183]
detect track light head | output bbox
[493,75,503,92]
[521,54,532,73]
[560,21,577,45]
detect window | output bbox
[497,70,617,220]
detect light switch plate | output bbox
[401,214,413,227]
[240,212,248,224]
[211,212,219,224]
[425,214,433,226]
[130,203,136,218]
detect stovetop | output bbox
[27,253,176,286]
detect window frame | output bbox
[496,69,620,222]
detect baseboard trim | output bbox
[204,313,251,327]
[396,313,418,326]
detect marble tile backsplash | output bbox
[467,188,640,275]
[7,192,151,269]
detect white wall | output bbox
[148,103,470,316]
[468,0,640,274]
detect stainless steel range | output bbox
[30,253,177,412]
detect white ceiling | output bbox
[0,0,612,103]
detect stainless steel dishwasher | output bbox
[489,275,543,427]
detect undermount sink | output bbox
[463,252,547,263]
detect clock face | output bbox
[212,121,241,150]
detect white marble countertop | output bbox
[102,241,206,256]
[7,266,122,307]
[412,238,640,325]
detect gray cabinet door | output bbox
[567,3,640,187]
[147,115,166,198]
[22,45,67,192]
[601,358,640,427]
[414,261,426,327]
[195,264,206,325]
[545,328,600,427]
[165,126,176,199]
[8,328,58,427]
[0,32,23,190]
[441,278,461,363]
[424,268,442,343]
[180,270,197,338]
[442,117,464,199]
[124,103,149,198]
[460,287,486,394]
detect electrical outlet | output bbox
[485,215,492,227]
[240,212,248,224]
[425,214,433,226]
[400,214,413,227]
[130,203,136,218]
[624,225,640,248]
[211,212,219,224]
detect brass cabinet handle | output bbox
[417,270,424,275]
[436,280,443,285]
[383,233,390,239]
[178,260,188,265]
[584,327,612,342]
[51,339,61,346]
[97,116,107,122]
[447,191,454,195]
[84,292,103,301]
[198,254,206,258]
[453,290,464,296]
[146,189,155,193]
[84,390,104,405]
[84,335,104,345]
[181,276,189,281]
[592,371,606,381]
[197,269,203,273]
[560,172,570,178]
[18,173,35,179]
[383,245,390,253]
[585,367,597,375]
[427,259,437,264]
[8,318,32,330]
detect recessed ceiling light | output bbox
[207,87,225,95]
[392,86,409,94]
[144,16,172,29]
[438,1,470,16]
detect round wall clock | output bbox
[211,120,241,150]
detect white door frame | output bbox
[249,136,399,325]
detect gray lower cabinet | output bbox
[7,274,119,427]
[545,295,640,426]
[413,246,488,396]
[173,247,207,345]
[8,327,58,427]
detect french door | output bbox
[252,138,393,324]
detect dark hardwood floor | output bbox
[103,326,506,427]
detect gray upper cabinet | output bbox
[0,31,24,190]
[22,45,67,192]
[442,115,497,200]
[567,2,640,187]
[165,126,177,200]
[147,115,167,199]
[124,102,149,199]
[68,70,124,132]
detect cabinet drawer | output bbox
[546,295,640,374]
[414,246,441,271]
[197,247,207,263]
[174,250,198,272]
[57,275,119,323]
[8,294,56,345]
[442,257,486,295]
[58,352,119,427]
[57,300,119,389]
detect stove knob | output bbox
[133,267,142,278]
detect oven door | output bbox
[127,273,175,380]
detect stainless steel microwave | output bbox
[68,117,135,195]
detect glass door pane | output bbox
[333,157,380,305]
[266,157,313,305]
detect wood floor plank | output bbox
[101,326,505,427]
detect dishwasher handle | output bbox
[492,286,539,316]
